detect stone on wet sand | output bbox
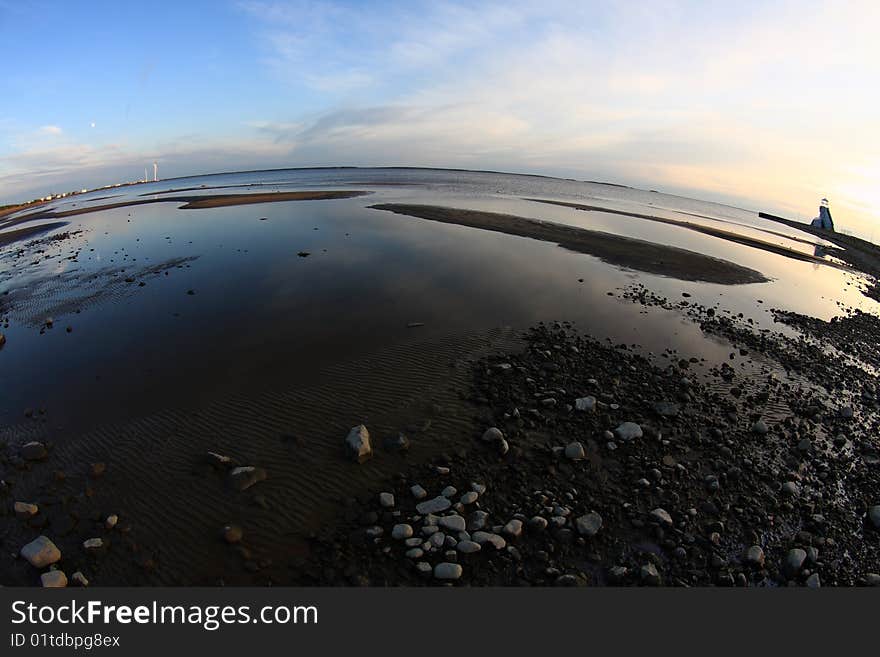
[472,531,507,550]
[575,396,596,412]
[806,573,821,588]
[71,571,89,587]
[405,548,424,559]
[14,501,39,519]
[781,481,800,498]
[614,422,642,441]
[528,516,548,531]
[206,451,234,468]
[379,492,395,508]
[222,524,243,544]
[840,406,854,419]
[41,570,68,588]
[752,419,769,435]
[21,441,48,461]
[345,424,372,463]
[653,401,680,417]
[20,536,61,568]
[649,508,673,527]
[575,512,603,537]
[640,563,661,586]
[460,491,478,505]
[105,514,119,530]
[564,441,586,460]
[468,510,489,532]
[410,484,427,500]
[440,486,457,498]
[481,427,504,443]
[228,466,268,491]
[83,538,107,555]
[434,562,463,580]
[416,496,452,515]
[392,524,414,540]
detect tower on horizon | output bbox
[153,161,158,182]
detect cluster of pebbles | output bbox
[301,315,880,586]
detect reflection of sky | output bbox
[1,169,876,434]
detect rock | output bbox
[434,562,463,580]
[392,524,413,540]
[365,526,384,538]
[384,433,410,452]
[460,491,478,505]
[528,516,548,531]
[840,406,854,419]
[744,545,765,567]
[89,462,106,478]
[503,519,523,538]
[345,425,372,463]
[416,496,451,515]
[653,401,680,417]
[640,563,661,586]
[649,508,673,527]
[575,396,596,412]
[498,438,509,455]
[222,524,243,544]
[379,492,395,508]
[751,419,769,435]
[481,427,504,443]
[868,505,880,529]
[564,441,586,460]
[105,514,119,529]
[20,536,61,568]
[575,512,603,537]
[71,571,89,587]
[83,538,107,556]
[20,441,48,461]
[440,486,457,498]
[784,548,807,576]
[806,573,821,588]
[206,452,234,468]
[429,532,446,548]
[457,540,481,554]
[439,515,466,533]
[866,573,880,586]
[410,484,427,500]
[415,562,432,576]
[468,510,489,532]
[781,481,800,498]
[405,548,424,559]
[41,570,67,588]
[472,531,506,549]
[14,501,39,519]
[613,422,642,441]
[471,482,487,494]
[228,466,267,491]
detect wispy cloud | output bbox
[38,125,63,135]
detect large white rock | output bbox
[345,424,372,463]
[20,536,61,568]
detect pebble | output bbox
[392,524,414,540]
[456,540,481,554]
[574,396,596,412]
[345,424,372,463]
[83,538,106,555]
[575,512,603,537]
[415,562,432,576]
[868,505,880,529]
[640,563,661,586]
[613,422,642,441]
[379,492,395,508]
[439,515,466,532]
[781,481,800,498]
[41,570,68,588]
[468,510,489,531]
[105,514,119,529]
[649,508,673,527]
[416,496,452,515]
[840,406,854,419]
[481,427,504,442]
[471,483,487,494]
[405,548,424,559]
[460,491,478,505]
[433,562,463,580]
[14,501,39,518]
[365,526,384,538]
[71,571,89,587]
[20,536,61,568]
[471,531,507,550]
[528,516,548,531]
[784,548,807,576]
[503,519,523,538]
[227,466,268,491]
[498,438,509,455]
[405,537,422,547]
[752,419,769,435]
[410,484,427,500]
[222,524,243,544]
[20,441,48,461]
[564,441,586,460]
[806,573,821,588]
[441,486,457,498]
[744,545,765,567]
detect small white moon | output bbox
[90,122,96,128]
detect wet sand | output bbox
[528,199,846,269]
[370,203,768,284]
[1,190,371,228]
[0,221,70,247]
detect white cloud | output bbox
[38,125,63,135]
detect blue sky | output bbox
[1,0,878,230]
